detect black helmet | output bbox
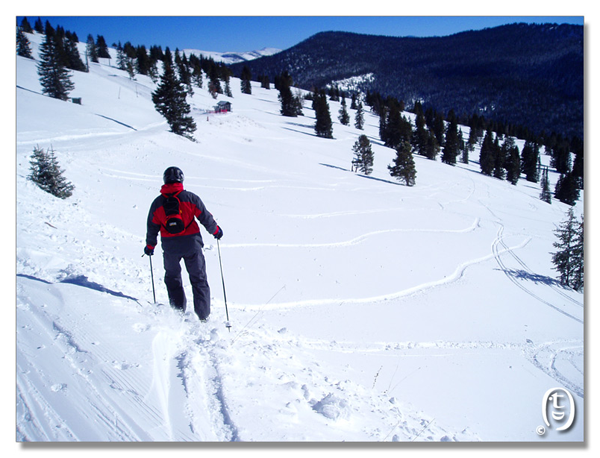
[163,166,184,184]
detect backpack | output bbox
[163,194,186,234]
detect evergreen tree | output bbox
[63,35,87,72]
[240,65,252,94]
[492,136,505,179]
[260,74,270,89]
[424,129,440,161]
[503,137,521,185]
[521,140,540,183]
[571,214,584,291]
[86,34,99,64]
[554,171,580,206]
[354,100,364,130]
[278,72,296,117]
[549,141,572,175]
[338,96,350,125]
[37,31,75,100]
[17,27,33,59]
[540,166,552,204]
[352,134,374,175]
[137,45,152,77]
[192,63,204,89]
[551,208,584,290]
[28,146,74,199]
[412,106,429,156]
[479,129,495,176]
[152,62,197,139]
[96,35,111,59]
[389,140,416,186]
[20,17,33,33]
[34,17,44,34]
[208,64,222,98]
[441,111,459,165]
[116,42,127,71]
[314,91,333,138]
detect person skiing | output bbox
[144,166,223,321]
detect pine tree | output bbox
[63,35,87,72]
[540,166,552,203]
[314,91,333,138]
[28,146,74,199]
[34,17,44,34]
[338,96,350,125]
[241,65,252,94]
[20,17,33,33]
[424,130,440,161]
[96,35,110,59]
[354,100,364,130]
[115,42,126,70]
[412,106,429,157]
[37,31,75,100]
[551,208,584,290]
[571,214,584,291]
[152,62,197,139]
[503,137,521,185]
[389,140,416,186]
[86,34,99,64]
[278,71,297,117]
[554,171,580,206]
[441,111,459,165]
[492,137,505,179]
[521,140,540,183]
[479,129,495,176]
[17,27,33,59]
[352,134,374,175]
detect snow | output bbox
[15,31,585,443]
[182,47,282,64]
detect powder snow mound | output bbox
[16,29,583,442]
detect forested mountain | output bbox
[230,23,583,140]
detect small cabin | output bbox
[215,101,232,113]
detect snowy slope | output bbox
[15,31,584,442]
[182,47,281,64]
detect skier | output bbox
[144,166,223,321]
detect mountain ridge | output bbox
[230,23,583,139]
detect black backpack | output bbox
[163,194,186,234]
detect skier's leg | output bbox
[183,250,210,321]
[163,251,186,311]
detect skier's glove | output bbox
[144,245,155,256]
[213,226,223,240]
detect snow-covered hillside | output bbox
[16,30,584,442]
[183,47,281,64]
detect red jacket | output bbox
[146,183,218,254]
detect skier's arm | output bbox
[192,194,220,237]
[145,199,161,249]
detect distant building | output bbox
[215,101,232,113]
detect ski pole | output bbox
[148,254,156,304]
[217,239,232,331]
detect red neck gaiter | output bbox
[160,182,184,196]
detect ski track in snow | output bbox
[491,223,583,324]
[234,233,530,310]
[222,218,480,249]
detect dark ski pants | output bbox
[163,249,210,320]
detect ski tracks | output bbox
[491,223,583,324]
[148,318,240,441]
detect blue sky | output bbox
[17,16,584,53]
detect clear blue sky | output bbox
[17,16,584,53]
